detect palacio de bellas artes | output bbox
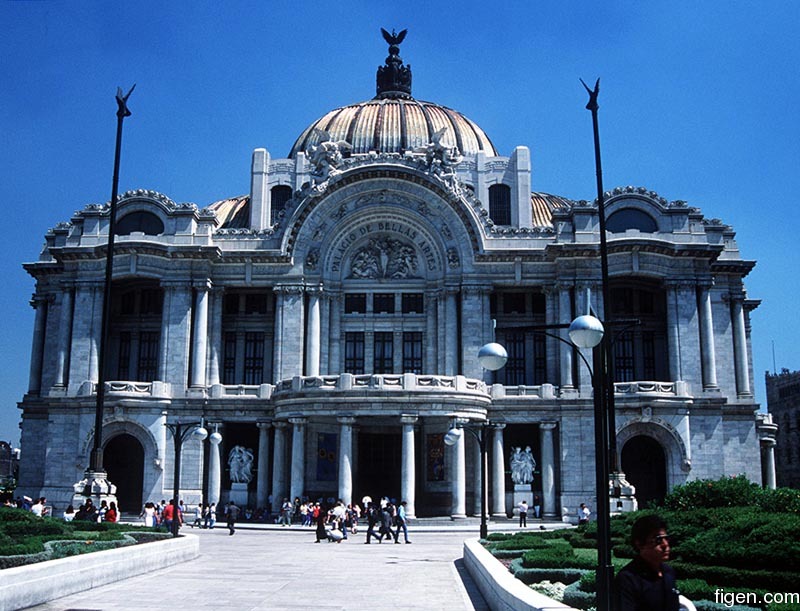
[17,29,776,520]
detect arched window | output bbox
[606,208,658,233]
[115,211,164,236]
[489,184,511,226]
[270,185,292,224]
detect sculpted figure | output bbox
[510,445,536,485]
[227,446,254,483]
[306,129,352,185]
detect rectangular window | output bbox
[533,334,547,385]
[244,332,265,385]
[374,332,394,373]
[117,332,131,379]
[504,333,526,385]
[373,293,395,314]
[245,294,268,314]
[503,293,526,315]
[403,332,423,374]
[345,332,365,374]
[402,293,424,314]
[138,332,159,381]
[140,289,163,315]
[222,332,237,384]
[642,332,656,379]
[224,294,240,315]
[489,184,512,226]
[344,293,366,314]
[615,332,635,382]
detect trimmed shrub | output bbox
[663,475,763,510]
[562,580,595,610]
[671,561,797,592]
[522,545,596,570]
[508,558,588,585]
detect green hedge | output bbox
[508,558,588,585]
[562,580,595,610]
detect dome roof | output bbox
[289,29,497,159]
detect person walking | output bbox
[533,494,541,519]
[226,501,240,535]
[578,502,591,525]
[364,502,381,544]
[393,500,411,544]
[518,499,528,527]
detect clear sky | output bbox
[2,2,798,447]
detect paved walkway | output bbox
[26,523,501,611]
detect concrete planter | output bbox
[463,538,578,611]
[0,534,199,611]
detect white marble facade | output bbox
[17,35,768,516]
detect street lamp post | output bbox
[444,422,490,539]
[164,421,208,537]
[73,86,135,509]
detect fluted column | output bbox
[256,422,271,508]
[540,422,557,519]
[445,288,459,375]
[731,295,752,397]
[271,422,289,513]
[191,282,210,387]
[208,426,222,505]
[53,287,74,388]
[665,282,682,381]
[451,426,466,519]
[207,287,224,386]
[28,295,49,395]
[305,286,322,376]
[558,285,574,389]
[400,415,417,518]
[698,285,718,389]
[491,424,507,517]
[763,438,777,490]
[289,417,307,503]
[338,416,355,505]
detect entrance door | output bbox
[355,431,401,503]
[621,435,667,508]
[104,434,144,513]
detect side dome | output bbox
[288,28,497,158]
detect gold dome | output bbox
[289,97,497,158]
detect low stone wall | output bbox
[0,533,199,611]
[462,538,578,611]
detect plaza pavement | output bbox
[25,521,515,611]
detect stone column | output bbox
[540,422,557,519]
[338,416,356,505]
[319,293,331,375]
[451,427,467,519]
[425,291,439,373]
[158,285,173,382]
[471,431,482,517]
[305,286,322,376]
[28,295,49,395]
[445,288,459,376]
[54,287,74,388]
[256,422,272,508]
[558,285,574,389]
[762,438,777,490]
[460,287,491,380]
[191,282,210,387]
[491,424,507,517]
[730,295,752,397]
[328,293,342,374]
[160,282,193,390]
[271,422,288,513]
[400,415,417,518]
[274,286,304,380]
[664,282,682,382]
[544,288,559,384]
[207,288,224,386]
[289,417,306,503]
[208,426,222,505]
[698,285,718,390]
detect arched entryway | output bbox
[104,434,144,513]
[621,435,667,508]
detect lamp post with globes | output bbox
[164,421,208,537]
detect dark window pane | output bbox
[245,294,267,315]
[140,289,162,315]
[345,332,365,374]
[115,211,164,236]
[222,332,237,384]
[374,332,394,373]
[606,208,658,233]
[402,293,424,314]
[224,294,240,315]
[244,332,264,384]
[503,293,526,314]
[403,332,423,374]
[504,333,526,385]
[138,332,159,381]
[373,293,395,314]
[614,332,635,382]
[270,185,293,225]
[489,184,512,226]
[117,332,131,379]
[345,293,367,314]
[533,334,546,385]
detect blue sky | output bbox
[2,2,798,446]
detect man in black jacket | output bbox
[614,514,680,611]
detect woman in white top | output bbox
[63,505,75,522]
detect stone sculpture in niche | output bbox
[509,445,536,485]
[227,446,254,483]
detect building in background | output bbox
[17,32,768,516]
[766,369,800,488]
